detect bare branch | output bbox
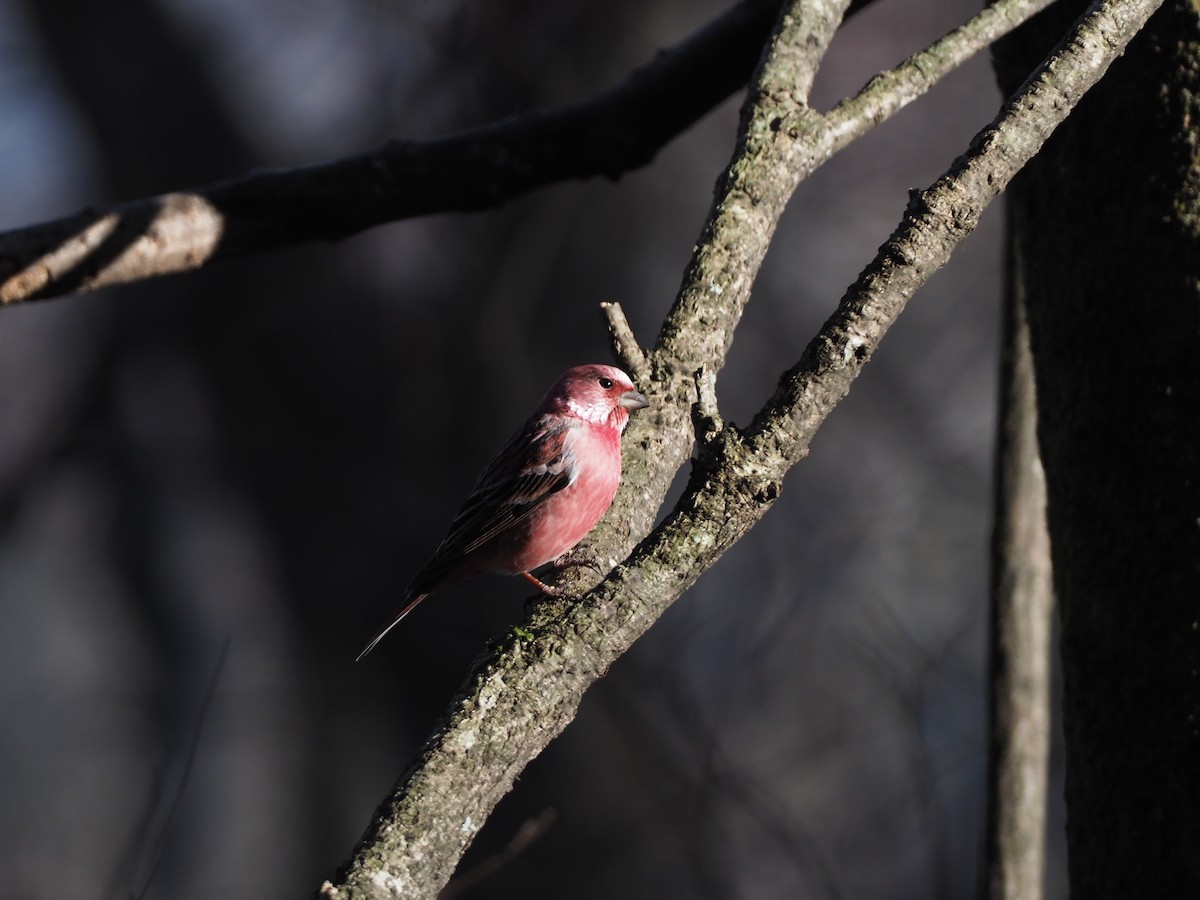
[0,0,809,306]
[824,0,1059,147]
[0,0,1041,312]
[600,301,650,380]
[654,0,852,381]
[985,265,1053,900]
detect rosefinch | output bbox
[358,364,649,659]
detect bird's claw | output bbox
[548,548,606,577]
[520,570,574,598]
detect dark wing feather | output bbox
[356,589,431,661]
[358,418,578,660]
[408,417,576,591]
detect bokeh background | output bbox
[0,1,1065,897]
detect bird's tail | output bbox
[356,591,430,661]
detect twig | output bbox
[599,301,650,380]
[652,0,1058,388]
[824,0,1059,148]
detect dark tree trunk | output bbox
[995,3,1200,897]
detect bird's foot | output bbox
[520,571,573,598]
[521,571,578,615]
[548,547,606,577]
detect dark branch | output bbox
[0,0,886,306]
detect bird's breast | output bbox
[499,424,622,573]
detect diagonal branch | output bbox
[823,0,1059,146]
[320,0,1161,896]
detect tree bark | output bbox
[995,2,1200,896]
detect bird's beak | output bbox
[619,389,649,411]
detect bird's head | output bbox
[542,364,649,432]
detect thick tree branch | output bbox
[0,0,883,306]
[317,0,1152,896]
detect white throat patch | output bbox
[567,398,611,425]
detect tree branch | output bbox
[985,249,1053,900]
[1,0,878,306]
[599,301,650,381]
[587,0,1062,606]
[317,0,1156,896]
[824,0,1059,146]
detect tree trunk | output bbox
[995,3,1200,897]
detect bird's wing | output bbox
[358,419,577,660]
[413,417,577,586]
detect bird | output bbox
[357,364,649,659]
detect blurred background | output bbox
[0,0,1065,897]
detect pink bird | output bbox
[358,364,649,659]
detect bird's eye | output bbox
[598,376,614,389]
